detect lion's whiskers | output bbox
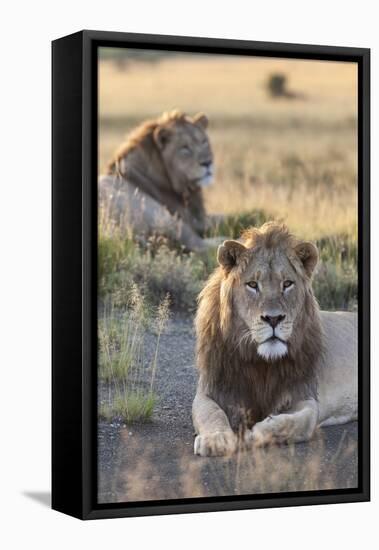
[234,329,255,352]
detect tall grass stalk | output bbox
[99,286,170,423]
[150,294,171,392]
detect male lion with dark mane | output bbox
[193,222,357,456]
[99,110,215,251]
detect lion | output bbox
[192,222,357,456]
[99,110,216,251]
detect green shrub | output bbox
[131,245,205,311]
[99,390,156,424]
[316,233,357,268]
[101,238,207,312]
[98,232,136,295]
[313,233,357,311]
[206,210,271,240]
[314,261,357,311]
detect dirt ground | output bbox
[97,315,358,504]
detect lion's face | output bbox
[153,113,214,196]
[217,229,318,362]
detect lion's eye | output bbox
[246,281,259,291]
[283,280,294,290]
[179,145,192,155]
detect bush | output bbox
[313,260,357,311]
[127,245,205,311]
[100,391,156,424]
[98,232,136,295]
[316,233,357,267]
[313,233,357,311]
[99,230,208,311]
[206,210,270,240]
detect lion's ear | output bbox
[294,242,318,277]
[193,112,209,130]
[153,126,172,149]
[217,240,246,270]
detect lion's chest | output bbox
[211,363,293,431]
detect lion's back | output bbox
[99,174,176,236]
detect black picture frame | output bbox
[52,30,370,520]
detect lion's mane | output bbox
[195,223,324,430]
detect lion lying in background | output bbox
[99,110,216,251]
[193,222,357,456]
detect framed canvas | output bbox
[52,30,370,520]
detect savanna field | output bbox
[97,51,358,425]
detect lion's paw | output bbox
[252,415,294,447]
[242,428,255,448]
[194,431,237,457]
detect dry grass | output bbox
[99,55,357,121]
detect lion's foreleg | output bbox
[192,390,237,457]
[251,399,319,446]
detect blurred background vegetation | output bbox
[98,48,357,312]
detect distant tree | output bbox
[266,73,305,100]
[267,73,288,97]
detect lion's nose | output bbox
[201,160,212,169]
[261,314,286,328]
